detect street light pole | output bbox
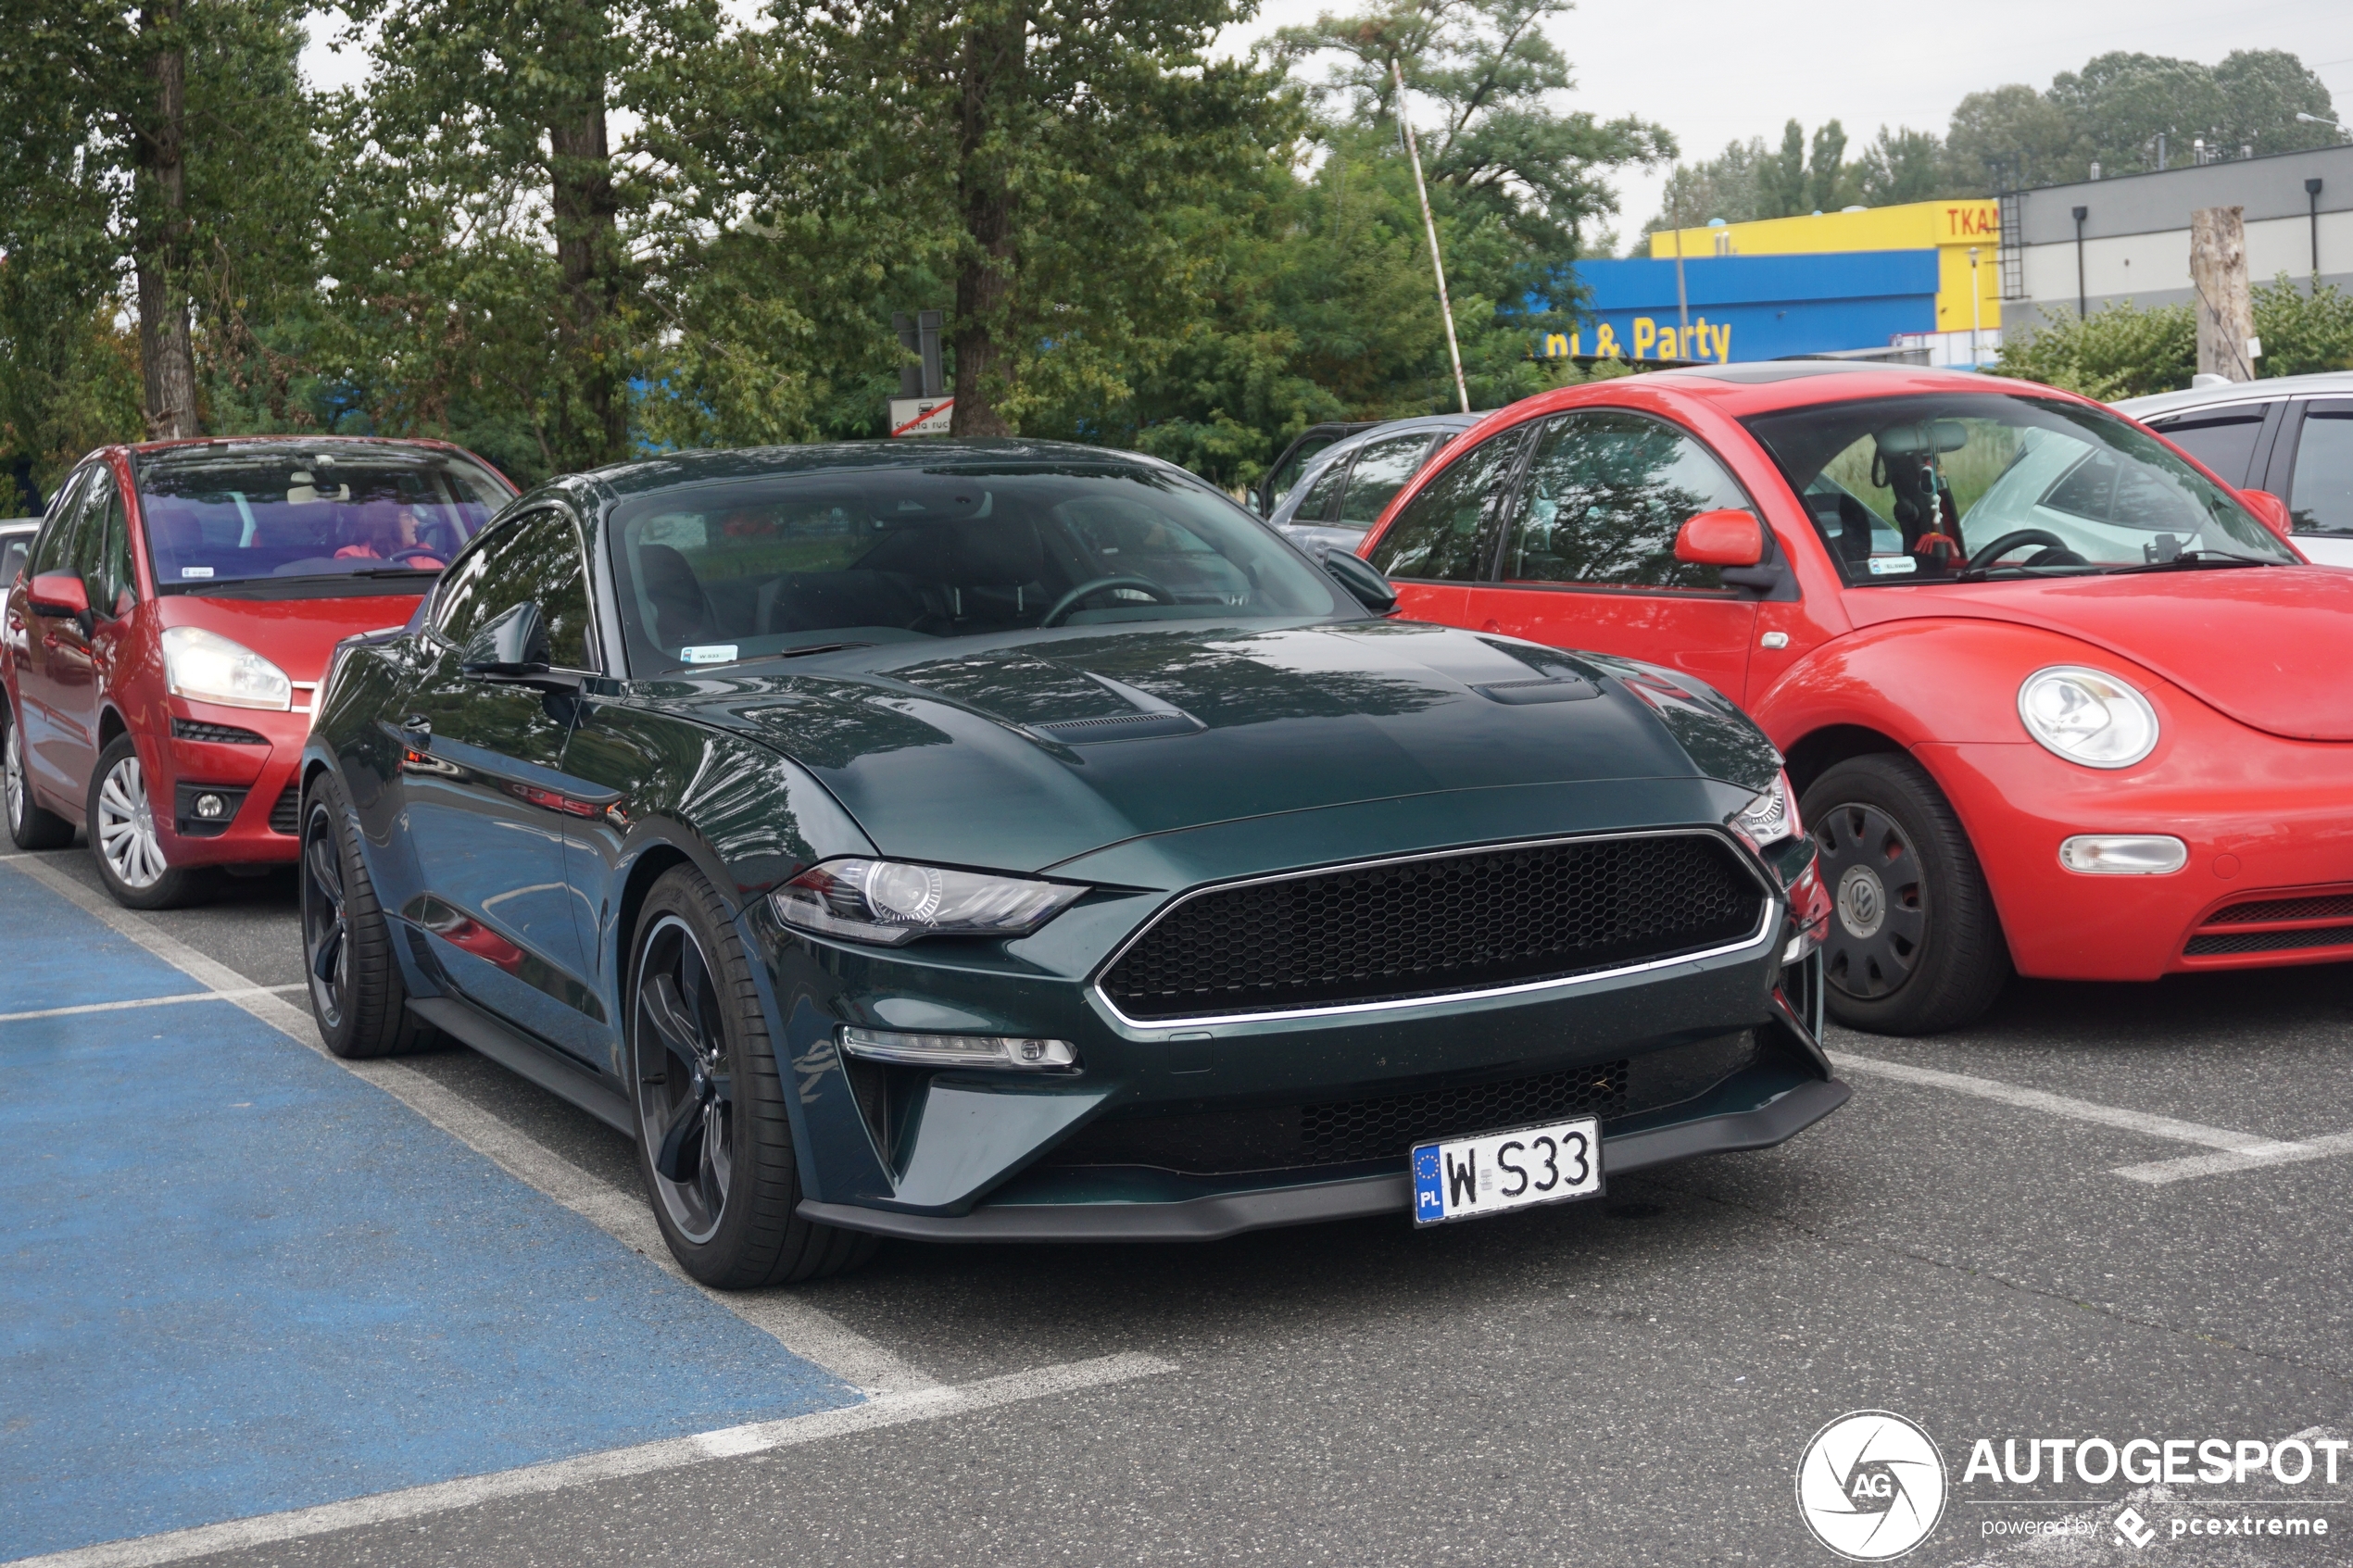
[1969,246,1982,370]
[1392,59,1470,415]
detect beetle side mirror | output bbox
[28,571,90,623]
[1319,547,1400,615]
[2239,488,2295,543]
[1674,509,1766,567]
[459,600,552,678]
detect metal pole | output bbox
[1392,59,1470,414]
[2309,177,2326,293]
[1672,170,1690,359]
[2072,206,2089,320]
[1969,246,1981,370]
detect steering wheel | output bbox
[1038,575,1176,628]
[388,546,445,566]
[1963,529,2071,574]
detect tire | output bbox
[3,701,72,850]
[1800,753,2010,1035]
[300,769,442,1059]
[87,734,210,909]
[629,865,877,1288]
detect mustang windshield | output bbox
[137,444,510,591]
[609,462,1345,673]
[1742,392,2297,585]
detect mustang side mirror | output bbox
[459,600,553,678]
[1320,547,1399,614]
[28,571,90,626]
[2239,488,2295,543]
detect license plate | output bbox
[1411,1115,1603,1225]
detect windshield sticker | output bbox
[180,566,215,579]
[680,644,738,665]
[1868,556,1917,576]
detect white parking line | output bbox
[0,855,936,1396]
[0,985,307,1023]
[1831,1050,2353,1186]
[3,1351,1176,1568]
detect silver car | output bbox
[1269,414,1486,558]
[0,518,39,591]
[2114,371,2353,567]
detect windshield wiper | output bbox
[2105,549,2274,576]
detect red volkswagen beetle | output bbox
[3,437,513,907]
[1357,362,2340,1034]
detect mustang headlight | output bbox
[1732,769,1799,849]
[2017,666,2158,769]
[162,625,293,710]
[773,858,1085,946]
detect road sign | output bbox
[890,397,953,437]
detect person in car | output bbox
[335,503,446,571]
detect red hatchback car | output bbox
[3,437,513,907]
[1358,362,2347,1034]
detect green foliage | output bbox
[1995,281,2353,401]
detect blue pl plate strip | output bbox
[0,884,860,1561]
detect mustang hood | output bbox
[1849,568,2353,743]
[639,621,1777,872]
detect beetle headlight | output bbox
[773,858,1084,946]
[162,625,293,710]
[2017,666,2158,769]
[1732,769,1799,849]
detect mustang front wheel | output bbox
[300,771,440,1058]
[630,866,875,1287]
[1801,753,2009,1035]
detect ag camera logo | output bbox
[1796,1411,1948,1560]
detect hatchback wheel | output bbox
[1800,753,2009,1035]
[3,704,72,850]
[301,770,440,1058]
[630,865,876,1287]
[87,735,208,909]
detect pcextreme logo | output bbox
[1796,1411,1950,1561]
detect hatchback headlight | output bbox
[1733,769,1799,849]
[162,625,293,710]
[773,858,1085,946]
[2017,666,2158,769]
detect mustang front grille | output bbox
[1099,833,1767,1022]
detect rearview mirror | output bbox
[1673,509,1766,568]
[1319,547,1399,615]
[2239,488,2295,543]
[459,601,552,678]
[28,571,89,620]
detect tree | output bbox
[1755,119,1807,219]
[1806,119,1854,212]
[1640,137,1765,239]
[0,0,321,483]
[1944,83,2082,189]
[1854,126,1957,206]
[1993,282,2353,399]
[2212,51,2340,158]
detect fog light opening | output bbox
[2057,834,2188,876]
[838,1025,1078,1072]
[194,793,227,821]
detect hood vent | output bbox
[1027,670,1206,745]
[1473,675,1599,706]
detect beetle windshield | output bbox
[609,461,1345,673]
[136,444,511,592]
[1742,392,2297,585]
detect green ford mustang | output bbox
[298,440,1846,1286]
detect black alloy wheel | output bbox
[628,866,875,1287]
[299,771,439,1059]
[1800,753,2010,1036]
[3,703,72,850]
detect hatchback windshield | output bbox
[1742,392,2297,584]
[137,444,510,591]
[610,462,1344,673]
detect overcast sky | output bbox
[303,0,2349,250]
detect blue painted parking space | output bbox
[0,873,861,1562]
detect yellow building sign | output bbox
[1649,199,2003,339]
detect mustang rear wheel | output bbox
[630,866,876,1287]
[3,703,71,850]
[88,735,208,909]
[301,771,440,1058]
[1801,753,2009,1036]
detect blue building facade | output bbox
[1543,251,1941,364]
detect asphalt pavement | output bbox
[9,839,2353,1567]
